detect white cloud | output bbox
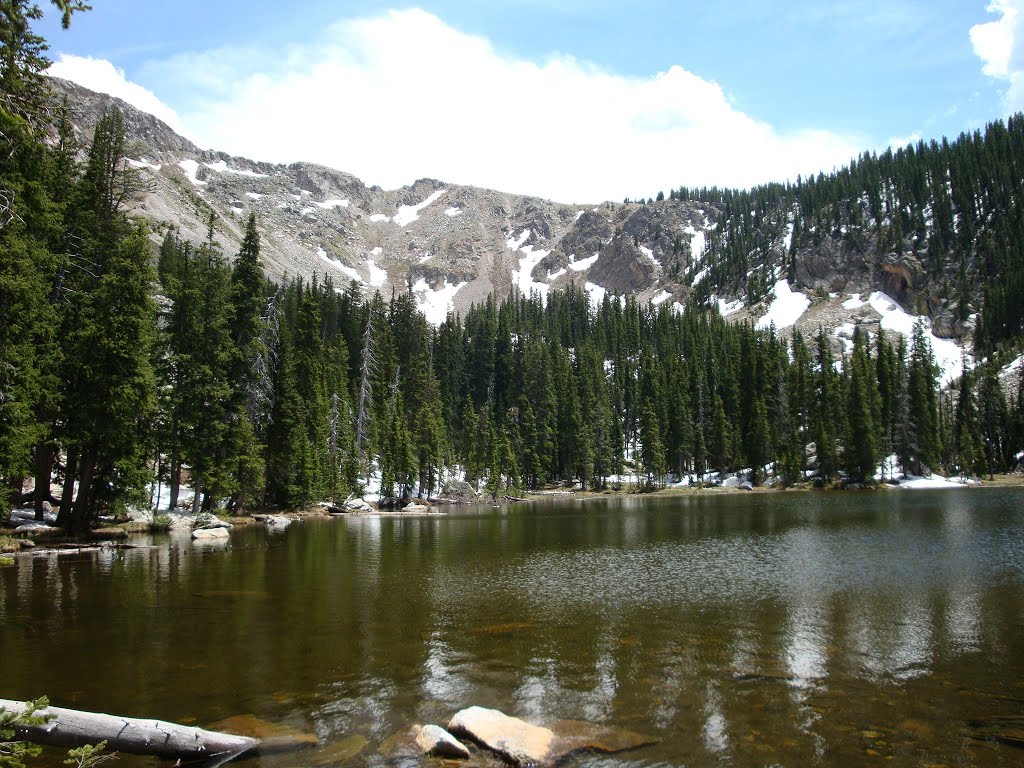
[45,54,188,136]
[888,130,922,149]
[55,9,862,203]
[970,0,1024,111]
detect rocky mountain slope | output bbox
[51,77,977,379]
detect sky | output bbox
[34,0,1024,203]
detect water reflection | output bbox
[2,489,1024,768]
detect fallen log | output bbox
[0,699,258,761]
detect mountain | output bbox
[50,78,1024,378]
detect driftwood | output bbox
[1,699,258,761]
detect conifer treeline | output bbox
[3,3,1024,529]
[674,116,1024,354]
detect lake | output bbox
[3,488,1024,767]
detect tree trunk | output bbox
[34,443,55,521]
[56,449,79,529]
[191,475,202,516]
[70,451,96,535]
[0,698,257,761]
[168,456,180,510]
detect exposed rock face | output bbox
[448,706,555,766]
[47,76,978,364]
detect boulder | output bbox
[441,479,479,500]
[448,706,555,766]
[414,724,471,759]
[401,503,430,513]
[343,497,370,512]
[13,522,60,534]
[738,481,754,491]
[192,527,229,540]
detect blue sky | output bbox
[36,1,1024,202]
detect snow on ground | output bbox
[569,253,599,271]
[898,474,967,489]
[584,281,607,309]
[393,189,447,227]
[639,245,658,266]
[652,290,672,306]
[417,254,432,264]
[445,206,463,217]
[672,301,685,315]
[834,322,856,355]
[507,229,552,302]
[868,291,968,386]
[506,229,531,251]
[370,247,383,256]
[575,210,585,220]
[684,226,706,262]
[203,160,268,178]
[690,265,709,286]
[366,259,387,287]
[128,158,161,171]
[315,198,349,209]
[1001,354,1023,382]
[756,280,810,330]
[782,221,794,253]
[412,277,467,325]
[842,293,866,310]
[245,192,262,199]
[547,267,567,281]
[369,213,390,223]
[717,296,743,317]
[178,159,206,186]
[318,247,364,283]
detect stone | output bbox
[448,706,555,766]
[548,720,658,761]
[343,497,370,511]
[738,481,754,491]
[307,734,368,765]
[207,714,318,754]
[12,522,59,534]
[441,479,479,500]
[191,527,229,540]
[414,724,471,759]
[402,503,430,513]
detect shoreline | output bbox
[4,472,1023,556]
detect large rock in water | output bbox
[448,707,555,766]
[414,724,471,759]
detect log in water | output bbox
[1,699,258,760]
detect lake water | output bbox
[3,489,1024,767]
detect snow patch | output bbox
[370,246,383,256]
[245,192,262,200]
[128,158,161,171]
[369,213,390,223]
[203,160,268,178]
[547,267,567,281]
[868,291,968,386]
[639,245,658,265]
[444,206,463,217]
[717,297,743,317]
[318,247,364,284]
[756,280,810,330]
[315,198,350,209]
[584,281,606,309]
[394,189,447,227]
[691,266,709,286]
[177,159,206,186]
[366,259,387,288]
[506,229,531,251]
[652,290,672,306]
[842,293,866,310]
[569,253,599,271]
[412,278,467,326]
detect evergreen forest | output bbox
[2,1,1024,532]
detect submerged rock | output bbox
[207,714,318,753]
[415,724,471,759]
[307,733,368,765]
[448,706,555,766]
[548,720,658,761]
